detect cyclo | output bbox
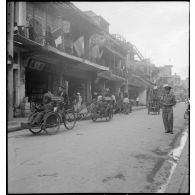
[21,95,76,135]
[148,86,160,115]
[91,96,114,122]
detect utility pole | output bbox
[7,2,14,120]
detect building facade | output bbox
[7,2,131,119]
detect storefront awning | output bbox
[14,34,109,72]
[128,74,155,88]
[98,70,126,82]
[44,45,109,72]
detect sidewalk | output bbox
[165,135,189,193]
[8,106,146,133]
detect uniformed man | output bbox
[161,84,176,134]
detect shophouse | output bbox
[8,2,110,119]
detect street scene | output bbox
[8,103,188,193]
[7,1,189,193]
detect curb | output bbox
[155,124,189,193]
[8,106,147,133]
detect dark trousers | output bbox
[33,111,45,124]
[162,108,173,132]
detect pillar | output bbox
[16,2,26,26]
[84,32,90,59]
[138,88,147,105]
[124,80,128,94]
[86,80,91,103]
[7,2,14,120]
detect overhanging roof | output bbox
[14,34,109,72]
[98,70,126,82]
[44,45,109,72]
[128,74,155,88]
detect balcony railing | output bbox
[14,25,129,78]
[110,66,127,78]
[14,25,74,55]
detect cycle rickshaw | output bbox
[148,100,160,115]
[91,96,114,122]
[21,96,76,135]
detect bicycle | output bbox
[21,100,76,135]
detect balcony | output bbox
[14,25,74,54]
[14,25,109,72]
[110,66,127,79]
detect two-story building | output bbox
[126,43,155,105]
[9,2,112,118]
[8,2,131,119]
[84,11,128,96]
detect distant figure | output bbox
[74,92,82,113]
[123,93,130,104]
[136,97,139,106]
[92,91,98,100]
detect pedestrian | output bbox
[161,84,176,134]
[74,92,82,113]
[92,91,98,101]
[136,97,139,106]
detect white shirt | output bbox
[123,97,129,103]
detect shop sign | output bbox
[28,59,45,70]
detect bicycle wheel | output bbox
[28,113,42,134]
[44,113,61,135]
[63,110,76,130]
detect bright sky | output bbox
[73,1,189,80]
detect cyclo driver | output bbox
[55,85,69,119]
[29,91,53,126]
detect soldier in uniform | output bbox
[161,84,176,134]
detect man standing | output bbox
[161,84,176,134]
[136,97,139,106]
[57,85,69,104]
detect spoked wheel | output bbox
[28,113,42,135]
[110,110,114,119]
[105,110,112,121]
[91,115,97,122]
[29,125,43,135]
[63,110,76,130]
[44,113,61,135]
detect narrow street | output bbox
[8,102,187,193]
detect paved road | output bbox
[8,102,187,193]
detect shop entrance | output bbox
[67,78,86,103]
[25,68,53,103]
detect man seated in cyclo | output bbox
[101,88,114,112]
[123,93,130,108]
[29,92,53,125]
[150,86,160,107]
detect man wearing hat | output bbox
[57,85,69,104]
[161,84,176,134]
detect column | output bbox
[17,2,26,26]
[86,81,91,103]
[84,32,90,59]
[7,2,14,120]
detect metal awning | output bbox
[98,70,126,82]
[44,45,109,72]
[128,75,154,88]
[14,34,109,72]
